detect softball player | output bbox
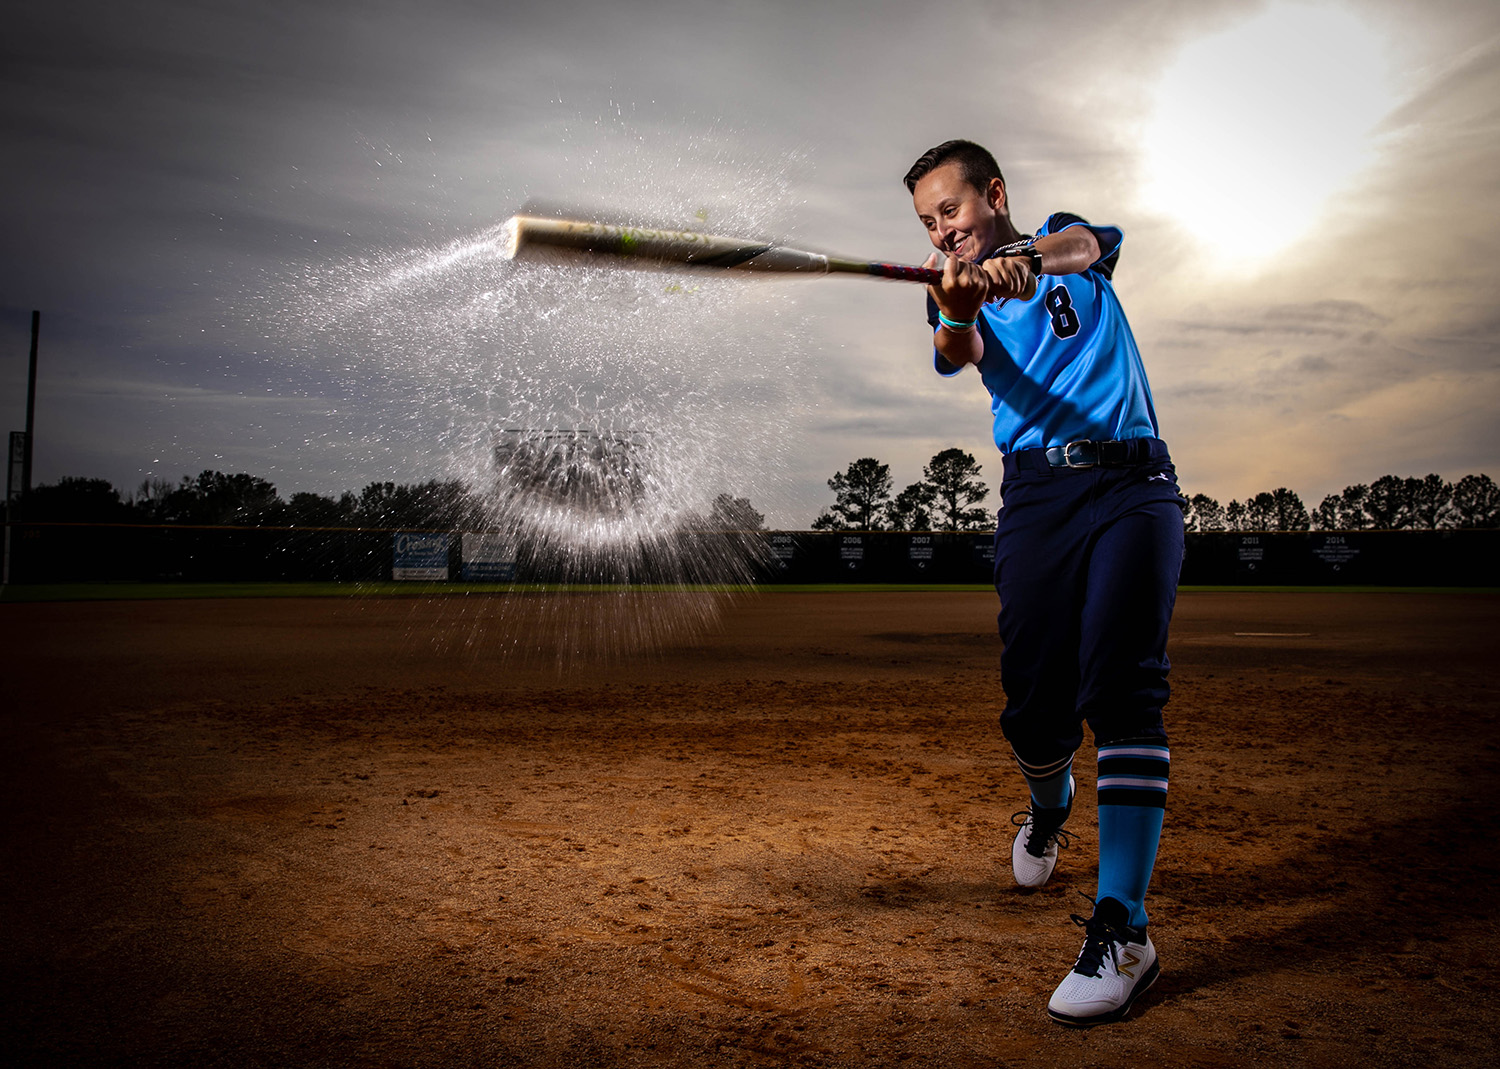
[906,140,1184,1027]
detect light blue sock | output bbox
[1094,742,1169,929]
[1013,750,1075,810]
[1028,767,1074,811]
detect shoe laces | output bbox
[1010,807,1075,858]
[1068,909,1131,978]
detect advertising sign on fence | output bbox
[460,533,516,581]
[392,532,450,580]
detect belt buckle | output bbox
[1062,440,1097,468]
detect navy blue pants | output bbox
[993,441,1185,766]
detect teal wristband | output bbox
[937,311,978,331]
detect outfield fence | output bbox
[3,523,1497,587]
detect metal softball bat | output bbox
[499,213,944,284]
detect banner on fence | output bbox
[460,532,515,581]
[392,532,450,581]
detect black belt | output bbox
[1004,437,1169,475]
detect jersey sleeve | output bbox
[926,291,963,377]
[1044,212,1122,280]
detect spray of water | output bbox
[280,122,808,660]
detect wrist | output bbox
[999,239,1044,277]
[936,309,979,332]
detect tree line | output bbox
[812,449,993,531]
[13,472,768,532]
[1185,473,1499,531]
[812,454,1499,531]
[15,465,1499,533]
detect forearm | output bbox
[934,322,983,367]
[1030,227,1103,277]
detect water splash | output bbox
[279,122,807,659]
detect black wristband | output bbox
[1000,241,1044,277]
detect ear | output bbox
[987,177,1008,215]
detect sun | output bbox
[1138,3,1397,266]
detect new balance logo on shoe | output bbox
[1047,903,1160,1027]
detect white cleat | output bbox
[1010,776,1074,888]
[1047,901,1160,1027]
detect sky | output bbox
[2,0,1497,528]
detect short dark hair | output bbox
[903,140,1003,194]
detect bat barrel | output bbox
[502,215,831,274]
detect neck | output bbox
[988,217,1025,254]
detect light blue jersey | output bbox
[928,213,1159,455]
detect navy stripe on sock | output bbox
[1097,787,1168,809]
[1098,755,1171,777]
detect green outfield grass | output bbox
[1,581,1496,603]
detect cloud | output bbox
[1,0,1497,527]
[1172,301,1392,338]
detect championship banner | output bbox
[392,532,450,581]
[460,532,516,581]
[839,534,864,571]
[908,534,934,570]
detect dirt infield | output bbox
[3,590,1497,1068]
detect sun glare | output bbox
[1139,3,1397,266]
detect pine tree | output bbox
[1364,475,1412,530]
[707,494,765,531]
[1406,474,1452,529]
[1184,493,1226,531]
[923,448,992,531]
[1269,487,1310,531]
[888,481,936,531]
[814,458,893,530]
[1452,474,1499,528]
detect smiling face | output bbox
[912,162,1007,262]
